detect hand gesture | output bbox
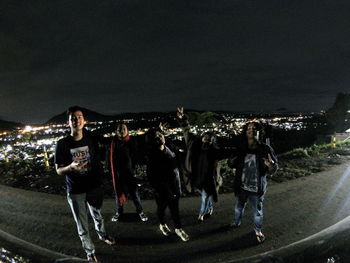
[159,122,169,132]
[70,160,88,171]
[263,154,274,168]
[177,106,184,119]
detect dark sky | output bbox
[1,0,350,124]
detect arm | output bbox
[176,106,195,146]
[55,161,87,176]
[54,139,88,176]
[263,146,278,177]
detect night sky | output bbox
[1,0,350,124]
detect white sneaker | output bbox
[159,224,172,236]
[111,212,120,222]
[175,228,189,242]
[139,212,148,222]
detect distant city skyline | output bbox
[1,0,350,124]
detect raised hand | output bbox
[263,154,274,168]
[159,122,169,132]
[177,106,184,119]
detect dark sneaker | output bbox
[159,224,172,236]
[87,253,99,262]
[99,235,116,246]
[111,212,120,222]
[230,222,241,228]
[175,228,190,242]
[139,212,148,222]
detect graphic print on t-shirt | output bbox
[241,153,258,193]
[70,146,91,174]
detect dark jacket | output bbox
[229,141,278,197]
[109,136,137,185]
[147,146,181,200]
[178,116,234,202]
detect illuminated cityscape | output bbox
[0,112,325,166]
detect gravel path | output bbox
[1,161,350,262]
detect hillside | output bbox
[0,119,21,131]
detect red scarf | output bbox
[117,135,130,142]
[110,137,127,205]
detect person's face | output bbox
[202,134,212,144]
[117,124,128,138]
[69,111,85,131]
[155,131,165,146]
[246,123,259,141]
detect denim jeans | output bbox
[234,190,264,233]
[67,186,106,256]
[115,185,143,214]
[199,189,213,217]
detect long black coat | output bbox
[147,146,181,200]
[178,117,233,202]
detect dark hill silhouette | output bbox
[45,107,177,125]
[0,119,21,131]
[45,107,114,124]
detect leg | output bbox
[155,194,168,225]
[234,190,248,226]
[67,193,95,256]
[169,197,189,242]
[156,194,172,236]
[249,194,264,234]
[199,189,208,217]
[207,195,213,214]
[115,195,124,214]
[111,193,123,222]
[168,197,181,229]
[128,183,143,214]
[86,187,106,239]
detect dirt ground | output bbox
[2,160,350,263]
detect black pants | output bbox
[155,194,182,229]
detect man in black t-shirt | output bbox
[55,106,115,262]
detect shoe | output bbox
[206,209,213,216]
[175,228,189,242]
[256,232,265,243]
[230,222,241,228]
[87,253,99,262]
[99,235,116,246]
[111,212,120,222]
[139,212,148,222]
[197,215,204,223]
[159,224,172,236]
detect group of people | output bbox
[54,106,278,262]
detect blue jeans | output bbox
[234,190,264,233]
[199,189,213,217]
[115,186,143,214]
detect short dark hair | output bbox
[241,121,265,138]
[201,131,217,145]
[116,121,127,130]
[66,106,85,120]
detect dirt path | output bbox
[1,161,350,263]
